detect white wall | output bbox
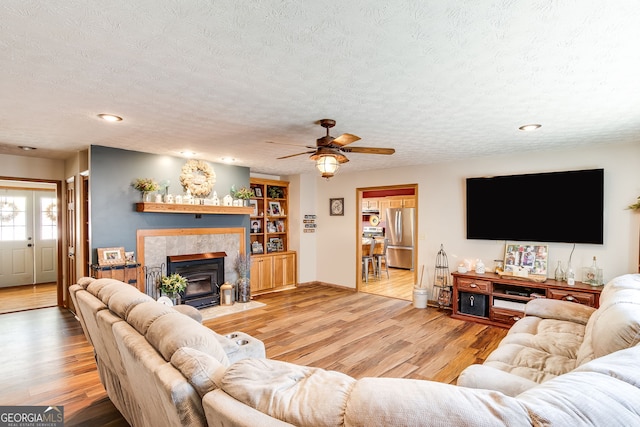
[0,153,65,180]
[304,142,640,297]
[287,173,318,283]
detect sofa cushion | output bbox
[107,287,154,319]
[576,275,640,365]
[517,345,640,425]
[171,347,227,398]
[477,317,585,384]
[127,301,177,335]
[345,377,532,426]
[221,358,355,427]
[145,312,230,366]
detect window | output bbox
[40,197,57,240]
[0,197,26,241]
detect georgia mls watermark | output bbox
[0,406,63,427]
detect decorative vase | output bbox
[237,277,250,303]
[243,199,250,207]
[141,192,152,202]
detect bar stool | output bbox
[362,240,377,282]
[374,238,389,279]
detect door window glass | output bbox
[0,197,26,241]
[40,197,57,240]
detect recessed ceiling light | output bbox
[518,124,542,131]
[181,151,197,157]
[19,146,36,151]
[221,157,236,163]
[97,114,123,122]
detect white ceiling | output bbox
[1,1,639,176]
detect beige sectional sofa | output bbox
[71,274,640,426]
[457,273,640,396]
[69,277,265,427]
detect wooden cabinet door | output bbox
[402,197,416,208]
[388,198,403,208]
[273,253,296,287]
[379,200,390,222]
[251,256,273,291]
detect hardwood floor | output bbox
[0,283,57,314]
[0,284,507,425]
[359,266,416,301]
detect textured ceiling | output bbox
[1,1,639,176]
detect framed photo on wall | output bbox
[97,247,126,266]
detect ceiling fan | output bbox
[271,119,395,178]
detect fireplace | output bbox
[167,252,226,309]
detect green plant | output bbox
[268,186,283,198]
[628,196,640,211]
[133,178,160,193]
[159,273,188,296]
[231,186,254,200]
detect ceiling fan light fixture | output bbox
[316,155,339,179]
[97,113,123,122]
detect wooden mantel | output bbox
[136,202,253,215]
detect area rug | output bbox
[199,301,265,321]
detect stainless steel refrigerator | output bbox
[385,207,415,270]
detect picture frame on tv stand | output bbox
[503,243,549,277]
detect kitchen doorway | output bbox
[356,184,418,300]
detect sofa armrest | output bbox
[203,389,295,427]
[172,304,203,323]
[524,298,595,325]
[457,364,539,397]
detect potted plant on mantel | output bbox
[159,273,188,305]
[133,178,160,202]
[231,186,254,206]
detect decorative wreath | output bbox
[0,201,19,223]
[45,202,57,222]
[179,159,216,197]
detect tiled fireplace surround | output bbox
[136,227,246,295]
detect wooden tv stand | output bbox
[451,271,602,328]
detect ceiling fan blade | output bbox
[332,133,361,146]
[342,147,395,155]
[277,150,316,160]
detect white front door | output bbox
[0,190,34,286]
[0,188,57,287]
[34,191,58,283]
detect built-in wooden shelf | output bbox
[135,202,253,215]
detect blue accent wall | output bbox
[90,145,250,262]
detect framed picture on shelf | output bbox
[269,237,283,252]
[97,247,126,266]
[251,240,263,254]
[268,201,282,216]
[251,219,262,233]
[504,243,549,276]
[276,220,285,233]
[249,200,258,216]
[253,187,262,198]
[267,221,277,233]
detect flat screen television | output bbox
[466,169,604,244]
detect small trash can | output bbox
[413,287,428,309]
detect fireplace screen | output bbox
[166,252,226,309]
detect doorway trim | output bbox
[355,184,418,292]
[0,176,63,307]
